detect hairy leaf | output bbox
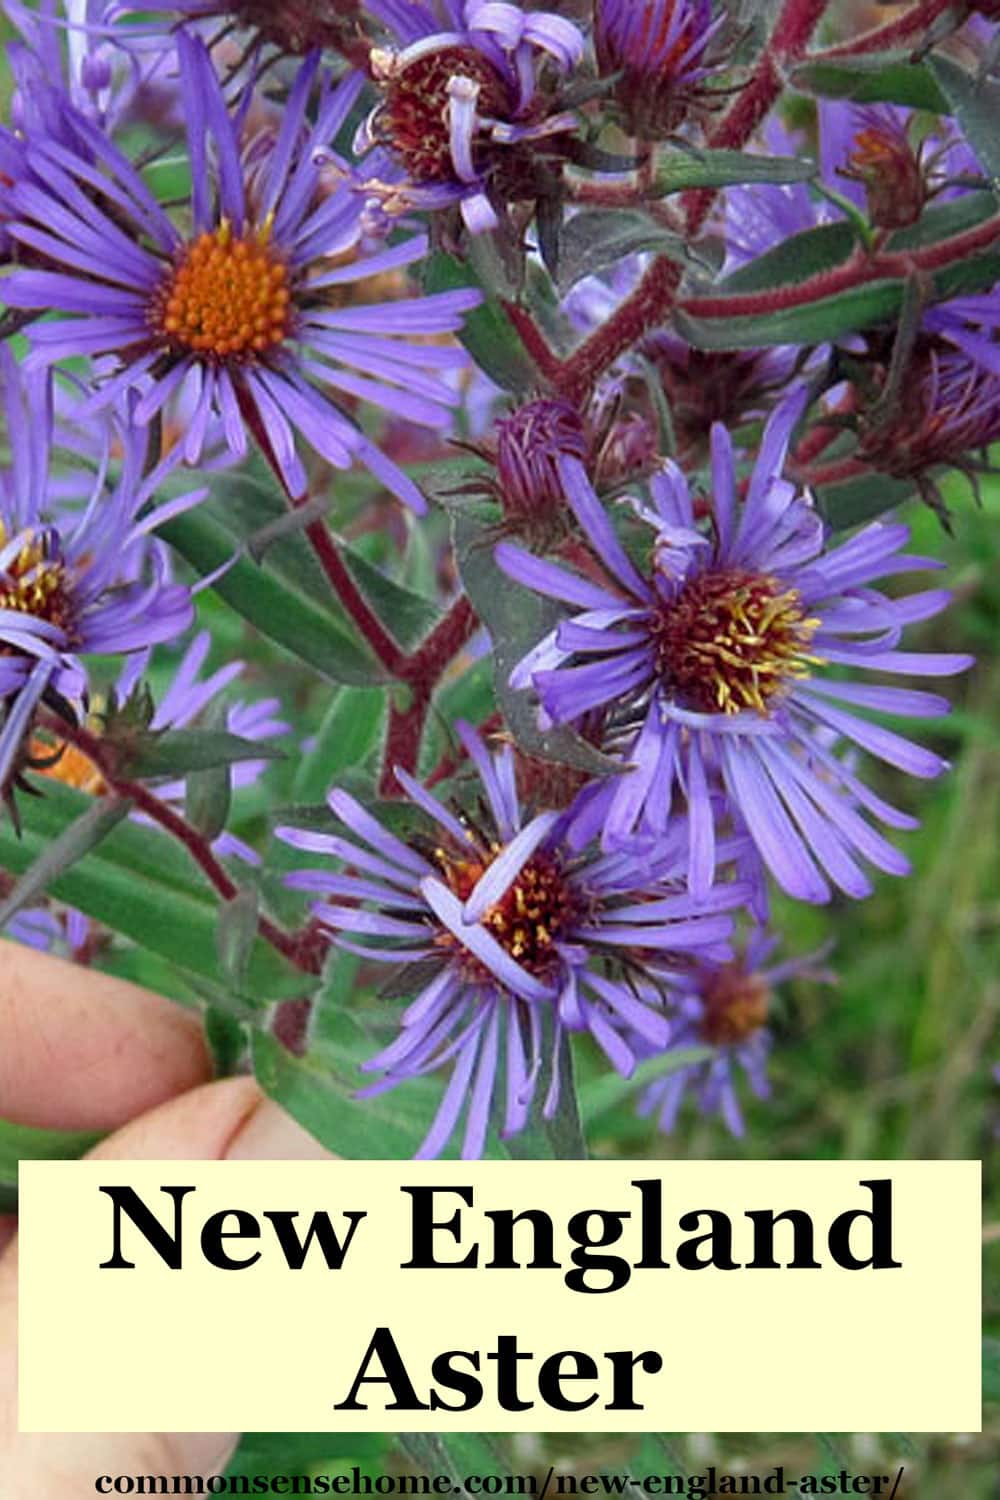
[653,146,817,196]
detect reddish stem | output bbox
[37,714,326,975]
[302,516,408,678]
[502,301,564,387]
[555,257,684,404]
[381,595,481,793]
[807,0,956,60]
[684,0,833,237]
[535,0,834,403]
[679,212,1000,321]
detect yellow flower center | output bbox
[652,566,822,716]
[151,219,292,361]
[0,524,76,640]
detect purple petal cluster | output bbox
[277,722,746,1158]
[594,0,726,137]
[3,33,481,510]
[497,390,972,905]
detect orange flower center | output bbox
[27,736,107,796]
[151,219,292,361]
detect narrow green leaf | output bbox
[422,251,537,394]
[292,686,385,803]
[252,1025,452,1159]
[653,145,817,196]
[161,509,381,687]
[677,245,1000,349]
[185,762,233,844]
[719,221,858,295]
[792,55,950,112]
[204,471,440,650]
[131,728,284,778]
[0,1117,103,1213]
[928,55,1000,184]
[0,795,132,929]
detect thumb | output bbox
[0,1076,330,1490]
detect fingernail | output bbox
[225,1097,334,1160]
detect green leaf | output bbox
[678,238,1000,349]
[252,1025,450,1160]
[556,209,692,294]
[422,251,538,394]
[185,762,232,844]
[452,510,622,780]
[0,781,299,1000]
[792,54,949,112]
[718,221,858,295]
[162,508,380,687]
[129,728,284,778]
[652,146,817,196]
[206,470,440,651]
[927,54,1000,184]
[0,1117,102,1213]
[983,1336,1000,1403]
[0,795,132,930]
[292,686,385,803]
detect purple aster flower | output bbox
[3,33,481,510]
[636,926,834,1137]
[276,722,745,1159]
[496,388,973,906]
[358,0,584,233]
[0,351,195,789]
[594,0,727,138]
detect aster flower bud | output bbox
[839,108,927,231]
[594,0,726,138]
[495,397,588,531]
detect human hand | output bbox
[0,940,329,1492]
